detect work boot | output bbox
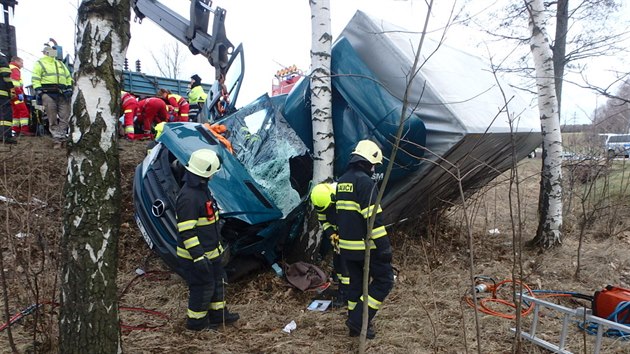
[2,136,17,144]
[186,317,212,331]
[346,319,375,339]
[208,309,240,326]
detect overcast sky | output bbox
[8,0,628,125]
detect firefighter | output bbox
[32,44,73,148]
[336,140,393,340]
[134,97,168,138]
[188,74,207,122]
[0,51,15,144]
[9,56,32,136]
[176,148,240,331]
[121,91,138,139]
[157,88,190,122]
[146,121,165,156]
[310,182,349,308]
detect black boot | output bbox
[2,136,17,144]
[346,319,375,339]
[208,309,240,326]
[186,316,211,331]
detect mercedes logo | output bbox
[151,199,166,217]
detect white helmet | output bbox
[351,140,383,165]
[185,149,221,178]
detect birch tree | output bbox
[298,0,333,259]
[59,0,130,351]
[525,0,563,248]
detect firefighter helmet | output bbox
[154,122,166,140]
[351,140,383,165]
[310,183,336,211]
[185,149,221,178]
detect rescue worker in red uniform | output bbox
[157,88,190,122]
[121,91,138,138]
[0,52,15,145]
[9,57,32,136]
[176,148,240,331]
[336,140,393,340]
[135,97,168,137]
[311,183,349,308]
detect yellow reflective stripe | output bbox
[339,239,376,250]
[360,295,383,310]
[205,244,224,260]
[209,301,225,310]
[125,126,134,133]
[177,247,193,259]
[180,113,189,117]
[337,200,360,212]
[371,226,387,239]
[0,91,9,97]
[196,216,218,226]
[0,120,11,126]
[183,236,200,249]
[338,275,350,285]
[0,67,10,74]
[361,205,382,219]
[177,219,197,232]
[124,109,133,113]
[317,213,326,221]
[19,118,29,125]
[322,221,333,230]
[187,309,207,319]
[348,301,357,311]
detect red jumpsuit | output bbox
[121,91,138,136]
[10,61,31,135]
[136,97,168,132]
[166,94,190,122]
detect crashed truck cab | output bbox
[133,95,313,281]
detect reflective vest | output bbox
[188,85,207,105]
[31,56,72,91]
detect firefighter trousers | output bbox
[345,256,394,326]
[182,257,226,330]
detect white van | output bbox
[605,134,630,158]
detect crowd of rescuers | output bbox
[121,74,208,140]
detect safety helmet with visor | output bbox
[185,149,221,178]
[154,122,166,140]
[350,140,383,165]
[310,183,337,212]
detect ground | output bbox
[0,136,629,353]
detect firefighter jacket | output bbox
[136,97,168,132]
[0,54,13,99]
[166,93,190,122]
[121,91,138,134]
[31,56,72,92]
[9,62,24,96]
[317,205,337,240]
[176,172,223,263]
[188,85,207,105]
[336,164,390,261]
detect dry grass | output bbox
[1,137,629,353]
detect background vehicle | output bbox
[605,134,630,159]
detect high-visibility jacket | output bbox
[188,85,207,105]
[336,164,390,261]
[9,62,28,120]
[136,97,168,132]
[176,173,223,263]
[0,55,13,99]
[166,93,190,122]
[31,56,72,92]
[9,63,24,96]
[121,91,138,134]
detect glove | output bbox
[193,257,212,274]
[329,233,340,254]
[17,93,24,101]
[62,89,73,100]
[376,247,393,263]
[35,89,43,105]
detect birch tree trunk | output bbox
[525,0,563,248]
[293,0,333,261]
[59,0,130,352]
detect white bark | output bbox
[526,0,563,247]
[309,0,334,183]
